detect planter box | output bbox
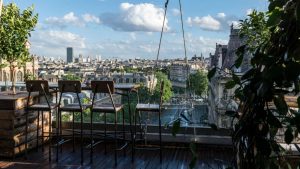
[0,91,51,158]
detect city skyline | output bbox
[5,0,268,59]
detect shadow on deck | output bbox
[0,142,234,169]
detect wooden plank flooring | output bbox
[0,142,233,169]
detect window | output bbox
[16,71,23,82]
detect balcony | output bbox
[0,83,233,168]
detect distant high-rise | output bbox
[67,47,73,63]
[79,54,83,63]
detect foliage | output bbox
[239,10,271,54]
[131,71,172,103]
[24,72,36,81]
[208,0,300,168]
[62,73,82,81]
[152,71,173,103]
[0,3,38,93]
[188,70,208,97]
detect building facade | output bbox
[208,25,250,127]
[67,47,73,63]
[0,57,38,82]
[213,25,252,73]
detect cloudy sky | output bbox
[4,0,268,60]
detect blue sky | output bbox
[4,0,268,60]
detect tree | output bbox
[152,71,173,102]
[0,3,38,94]
[208,0,300,168]
[62,73,82,81]
[188,70,208,97]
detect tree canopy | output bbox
[62,73,82,81]
[0,3,38,93]
[137,71,172,103]
[153,71,173,102]
[0,3,38,64]
[188,70,208,97]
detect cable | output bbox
[179,0,187,63]
[155,0,169,69]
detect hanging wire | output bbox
[149,0,169,99]
[178,0,190,101]
[179,0,187,63]
[155,0,169,68]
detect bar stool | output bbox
[90,80,128,166]
[133,81,164,163]
[25,80,58,161]
[57,80,90,164]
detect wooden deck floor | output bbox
[0,142,233,169]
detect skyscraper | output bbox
[67,47,73,63]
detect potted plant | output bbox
[0,3,38,94]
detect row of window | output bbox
[0,70,33,82]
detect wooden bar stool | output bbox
[133,81,164,163]
[90,80,128,166]
[25,80,58,162]
[57,80,91,165]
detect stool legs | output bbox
[114,112,118,166]
[122,109,126,156]
[49,110,52,162]
[90,111,93,163]
[56,110,59,162]
[25,110,29,160]
[72,111,75,152]
[42,111,44,152]
[132,109,163,163]
[60,111,63,153]
[104,112,107,154]
[36,111,40,151]
[159,112,162,163]
[132,109,137,163]
[80,111,83,165]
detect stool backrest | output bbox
[26,80,49,94]
[58,80,81,93]
[91,81,114,94]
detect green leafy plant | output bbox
[62,73,82,81]
[188,70,208,98]
[208,0,300,168]
[152,71,173,102]
[0,3,38,94]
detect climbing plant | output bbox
[208,0,300,168]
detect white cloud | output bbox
[246,8,253,15]
[172,8,180,16]
[101,3,170,32]
[29,30,86,57]
[45,12,100,28]
[45,12,84,28]
[139,44,156,53]
[82,14,101,24]
[28,28,227,60]
[228,20,241,28]
[217,13,226,18]
[187,15,221,31]
[187,13,240,31]
[130,32,136,40]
